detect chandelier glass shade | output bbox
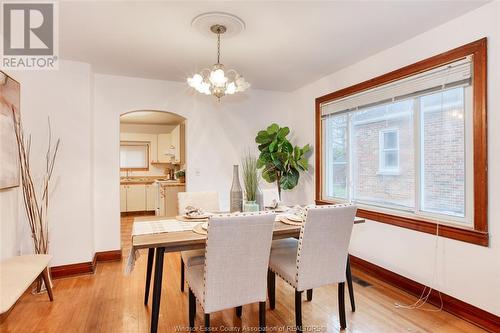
[187,24,250,100]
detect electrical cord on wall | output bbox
[394,223,443,312]
[393,63,462,312]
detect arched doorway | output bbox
[118,110,186,251]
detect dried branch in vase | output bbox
[13,106,60,291]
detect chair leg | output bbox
[180,257,185,292]
[204,313,210,332]
[188,288,196,330]
[338,282,346,330]
[295,290,303,332]
[346,256,356,312]
[267,269,276,310]
[235,305,242,318]
[144,248,154,305]
[306,289,313,302]
[41,268,53,301]
[259,301,266,331]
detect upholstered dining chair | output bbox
[143,191,220,305]
[186,212,276,331]
[177,191,220,292]
[267,204,357,331]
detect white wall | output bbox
[0,188,19,260]
[1,62,294,265]
[289,2,500,315]
[93,74,293,252]
[0,61,95,266]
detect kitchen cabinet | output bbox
[146,184,157,211]
[171,125,181,164]
[165,185,182,217]
[156,124,184,164]
[157,133,172,163]
[126,184,146,212]
[158,184,185,217]
[170,124,185,164]
[121,183,157,213]
[120,185,127,212]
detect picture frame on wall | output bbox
[0,71,20,189]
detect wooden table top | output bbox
[132,216,365,252]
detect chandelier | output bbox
[187,24,250,100]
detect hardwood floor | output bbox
[0,216,487,333]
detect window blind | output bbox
[321,57,472,117]
[120,142,149,169]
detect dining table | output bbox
[129,214,365,333]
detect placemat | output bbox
[132,219,197,235]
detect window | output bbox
[379,129,399,174]
[316,39,488,246]
[120,142,149,170]
[323,85,468,216]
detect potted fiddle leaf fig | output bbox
[255,123,310,200]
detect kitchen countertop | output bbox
[120,180,155,185]
[155,180,186,187]
[120,177,185,186]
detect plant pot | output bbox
[243,200,259,212]
[178,176,185,183]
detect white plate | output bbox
[184,214,210,219]
[201,222,208,230]
[274,206,289,213]
[285,214,303,222]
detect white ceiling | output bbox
[59,1,488,92]
[120,111,185,125]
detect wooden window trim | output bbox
[120,141,150,171]
[315,38,488,246]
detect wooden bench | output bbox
[0,254,54,321]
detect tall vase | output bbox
[256,186,264,211]
[230,165,243,212]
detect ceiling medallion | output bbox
[187,20,250,101]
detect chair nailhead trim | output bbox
[295,203,354,287]
[201,211,275,310]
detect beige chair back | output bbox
[296,204,357,291]
[178,191,220,215]
[202,212,275,313]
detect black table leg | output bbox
[151,247,165,333]
[346,256,355,312]
[144,248,155,305]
